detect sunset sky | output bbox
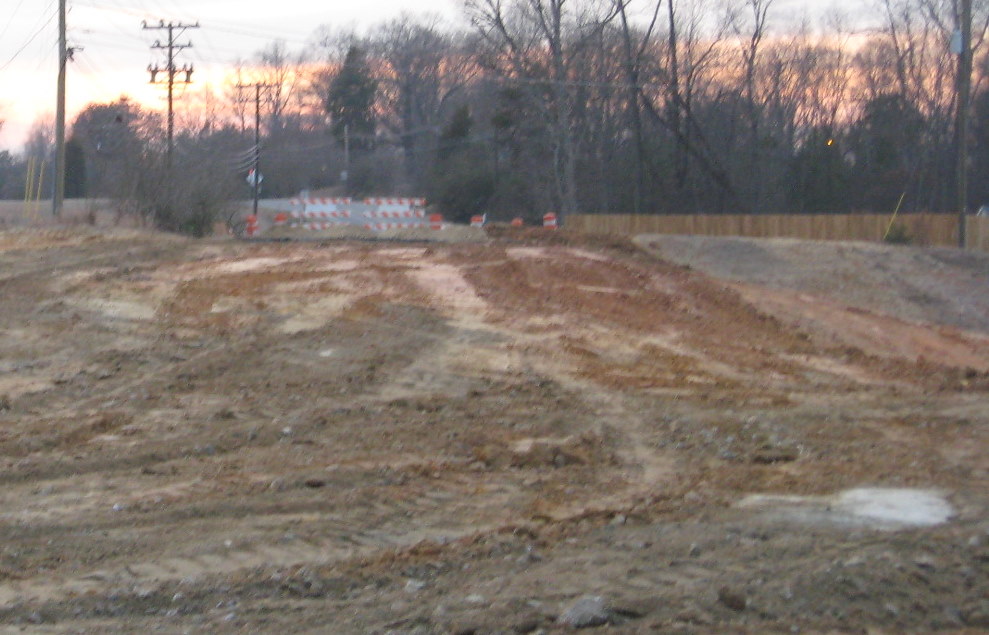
[1,0,866,152]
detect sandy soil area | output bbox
[0,224,986,632]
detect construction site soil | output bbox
[0,224,987,633]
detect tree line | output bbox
[3,0,989,233]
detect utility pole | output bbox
[53,0,67,217]
[956,0,973,248]
[342,123,350,189]
[143,20,199,166]
[236,83,276,217]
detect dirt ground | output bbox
[0,222,987,633]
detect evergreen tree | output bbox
[65,137,86,198]
[787,128,851,214]
[437,104,471,162]
[430,105,494,222]
[324,46,377,151]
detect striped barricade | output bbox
[362,198,428,229]
[290,210,353,220]
[363,197,426,211]
[300,222,351,231]
[363,209,426,220]
[363,222,426,231]
[287,198,353,230]
[290,197,353,211]
[278,196,432,232]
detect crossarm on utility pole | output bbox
[144,20,199,166]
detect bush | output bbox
[430,161,495,224]
[883,222,912,245]
[119,145,239,237]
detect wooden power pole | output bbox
[236,83,276,217]
[143,20,199,165]
[53,0,67,217]
[957,0,973,248]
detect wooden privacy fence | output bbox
[566,212,989,252]
[969,216,989,252]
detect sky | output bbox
[0,0,866,152]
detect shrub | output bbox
[883,222,912,245]
[430,162,495,224]
[120,146,239,237]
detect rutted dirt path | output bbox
[0,226,986,632]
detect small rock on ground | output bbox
[558,595,610,628]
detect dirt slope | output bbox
[638,234,989,334]
[0,226,987,632]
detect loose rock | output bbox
[718,586,747,612]
[559,595,610,628]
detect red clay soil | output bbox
[0,225,985,632]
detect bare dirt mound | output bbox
[0,227,986,632]
[638,234,989,333]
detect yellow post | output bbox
[33,160,47,221]
[24,157,36,219]
[883,192,907,241]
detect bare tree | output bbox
[613,0,661,213]
[859,0,974,210]
[226,60,253,134]
[467,0,619,217]
[23,116,55,162]
[256,40,308,132]
[371,16,472,190]
[612,0,746,212]
[727,0,775,211]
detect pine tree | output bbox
[65,137,86,198]
[324,46,377,151]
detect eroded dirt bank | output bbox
[0,226,987,632]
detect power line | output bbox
[205,22,312,47]
[0,1,58,72]
[32,36,57,73]
[73,50,121,102]
[0,0,32,43]
[72,1,309,70]
[73,1,313,47]
[74,0,165,22]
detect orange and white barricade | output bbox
[363,197,426,212]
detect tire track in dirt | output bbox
[0,235,183,290]
[524,349,682,512]
[403,250,684,519]
[0,471,531,611]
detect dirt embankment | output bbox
[0,225,986,632]
[638,234,989,334]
